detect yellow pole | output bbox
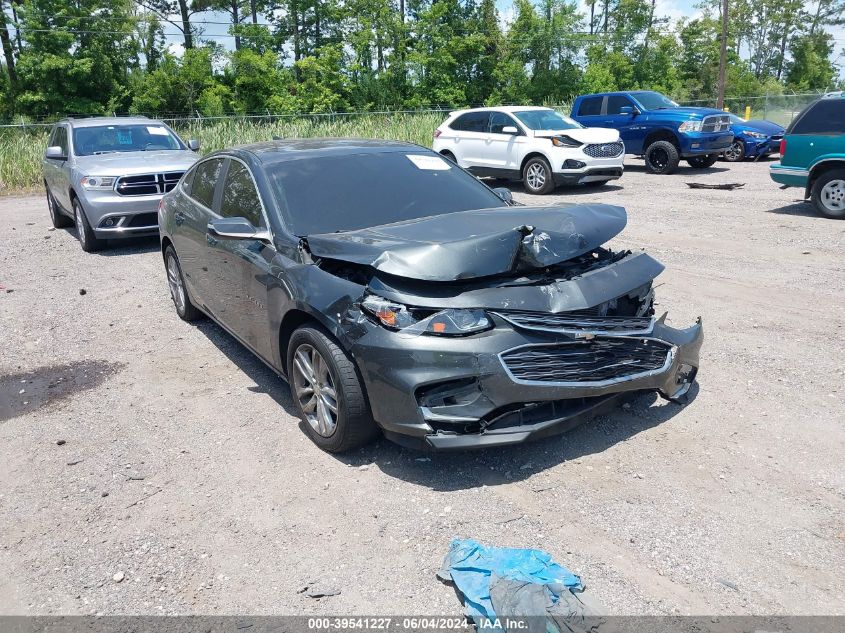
[744,105,751,120]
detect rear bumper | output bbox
[352,316,703,451]
[770,163,809,189]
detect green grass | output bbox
[0,112,446,194]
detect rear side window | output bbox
[220,161,264,227]
[789,100,845,135]
[578,97,603,116]
[606,95,634,115]
[450,112,489,132]
[191,158,223,209]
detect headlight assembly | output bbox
[745,131,767,139]
[551,135,582,148]
[80,176,117,190]
[361,294,492,336]
[678,120,703,133]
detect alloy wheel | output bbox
[724,141,743,161]
[74,204,87,248]
[292,343,339,437]
[526,163,546,191]
[649,148,668,170]
[166,254,186,313]
[820,179,845,213]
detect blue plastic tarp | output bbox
[437,538,584,623]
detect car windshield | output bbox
[513,110,582,130]
[268,151,506,236]
[73,124,184,156]
[633,92,679,110]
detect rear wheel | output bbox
[288,326,379,452]
[164,245,202,321]
[644,140,680,175]
[811,169,845,219]
[46,185,72,228]
[73,198,105,252]
[722,140,745,162]
[687,154,719,169]
[522,156,555,194]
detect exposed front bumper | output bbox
[351,316,703,450]
[78,190,162,239]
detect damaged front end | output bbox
[302,203,703,450]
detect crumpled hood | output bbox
[305,204,627,282]
[74,150,198,176]
[739,119,785,136]
[532,127,619,144]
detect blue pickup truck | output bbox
[571,91,734,174]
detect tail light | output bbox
[433,129,442,139]
[779,138,786,155]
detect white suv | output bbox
[432,106,625,194]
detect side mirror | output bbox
[492,187,513,204]
[501,126,519,135]
[187,139,200,151]
[619,106,634,116]
[207,217,270,242]
[45,146,66,160]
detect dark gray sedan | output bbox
[158,139,702,452]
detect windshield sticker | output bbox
[117,130,133,145]
[406,154,451,170]
[147,126,170,136]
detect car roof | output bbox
[217,138,426,164]
[448,106,554,117]
[61,117,160,128]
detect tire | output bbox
[811,169,845,219]
[164,245,203,321]
[46,185,72,228]
[287,325,379,453]
[440,150,457,164]
[644,140,680,175]
[522,156,555,194]
[72,198,105,252]
[722,140,745,162]
[582,180,611,188]
[687,154,719,169]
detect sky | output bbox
[160,0,844,82]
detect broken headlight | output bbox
[361,294,492,336]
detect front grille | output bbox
[116,172,184,196]
[495,311,653,335]
[501,338,672,384]
[583,142,624,158]
[702,114,731,133]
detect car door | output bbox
[44,125,72,209]
[173,157,225,311]
[448,111,491,169]
[481,112,525,175]
[603,95,643,151]
[204,158,276,362]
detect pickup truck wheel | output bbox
[288,326,379,453]
[722,140,745,162]
[522,157,555,194]
[811,170,845,219]
[644,141,680,175]
[687,154,719,168]
[46,185,72,228]
[73,198,106,252]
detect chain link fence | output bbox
[680,92,828,126]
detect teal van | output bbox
[770,95,845,219]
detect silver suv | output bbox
[43,116,200,252]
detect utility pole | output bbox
[716,0,728,109]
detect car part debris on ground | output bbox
[685,183,746,190]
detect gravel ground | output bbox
[0,157,843,617]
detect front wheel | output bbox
[288,326,379,452]
[811,169,845,219]
[522,157,555,194]
[73,198,105,252]
[644,140,680,175]
[722,140,745,162]
[687,154,719,169]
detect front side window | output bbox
[50,126,69,154]
[577,97,603,116]
[489,112,520,134]
[789,100,845,135]
[450,112,489,133]
[191,158,223,209]
[606,95,635,115]
[514,110,582,131]
[72,124,184,156]
[221,161,264,227]
[269,150,504,236]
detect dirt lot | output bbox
[1,158,843,617]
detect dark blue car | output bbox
[723,114,785,162]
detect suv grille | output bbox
[116,172,184,196]
[583,142,624,158]
[495,311,653,335]
[501,338,672,384]
[702,114,731,133]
